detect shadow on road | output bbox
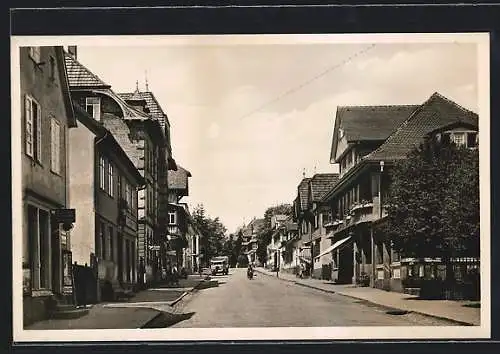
[141,311,196,328]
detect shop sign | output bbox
[51,209,76,223]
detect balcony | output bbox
[349,200,375,225]
[167,225,182,236]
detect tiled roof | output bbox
[330,104,418,161]
[64,52,110,88]
[338,105,419,142]
[118,91,168,126]
[309,173,339,202]
[297,178,311,211]
[365,92,479,161]
[167,165,192,190]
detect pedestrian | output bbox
[173,264,180,286]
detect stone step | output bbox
[404,287,421,296]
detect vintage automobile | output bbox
[210,256,229,276]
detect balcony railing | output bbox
[168,225,181,236]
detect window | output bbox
[29,47,41,63]
[108,163,114,197]
[168,212,176,225]
[85,97,101,121]
[99,156,106,190]
[452,132,466,147]
[467,132,478,148]
[50,118,61,174]
[125,183,132,208]
[24,95,42,162]
[49,56,56,80]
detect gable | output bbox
[330,105,418,162]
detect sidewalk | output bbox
[256,267,480,326]
[25,275,207,330]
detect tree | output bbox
[256,203,293,264]
[384,138,479,266]
[191,204,228,267]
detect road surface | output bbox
[172,268,454,327]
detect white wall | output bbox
[68,123,96,266]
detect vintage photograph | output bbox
[11,33,489,342]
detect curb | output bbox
[255,269,476,326]
[169,278,207,308]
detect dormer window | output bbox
[86,97,101,120]
[452,132,465,147]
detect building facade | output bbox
[166,165,193,270]
[20,46,78,325]
[68,104,145,302]
[64,47,173,287]
[321,93,479,292]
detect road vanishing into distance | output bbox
[172,268,455,327]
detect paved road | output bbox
[173,268,454,327]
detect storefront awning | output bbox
[315,236,352,259]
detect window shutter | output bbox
[25,96,33,157]
[36,104,42,162]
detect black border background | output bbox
[6,2,500,353]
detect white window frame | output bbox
[50,118,61,174]
[99,156,106,190]
[168,212,177,225]
[108,162,114,197]
[24,95,42,162]
[29,47,41,63]
[85,97,101,121]
[451,132,466,147]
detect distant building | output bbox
[240,218,265,265]
[20,46,77,325]
[167,165,195,271]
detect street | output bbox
[172,268,456,327]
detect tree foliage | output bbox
[383,139,479,260]
[191,204,228,266]
[256,203,293,264]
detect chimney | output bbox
[68,46,77,59]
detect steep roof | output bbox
[167,165,192,190]
[297,178,311,211]
[309,173,339,202]
[365,92,479,161]
[330,104,418,161]
[118,91,169,126]
[64,52,111,88]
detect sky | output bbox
[74,39,478,234]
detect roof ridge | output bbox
[337,104,419,110]
[430,91,477,117]
[64,51,110,87]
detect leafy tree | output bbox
[256,203,293,264]
[384,138,479,269]
[191,204,228,267]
